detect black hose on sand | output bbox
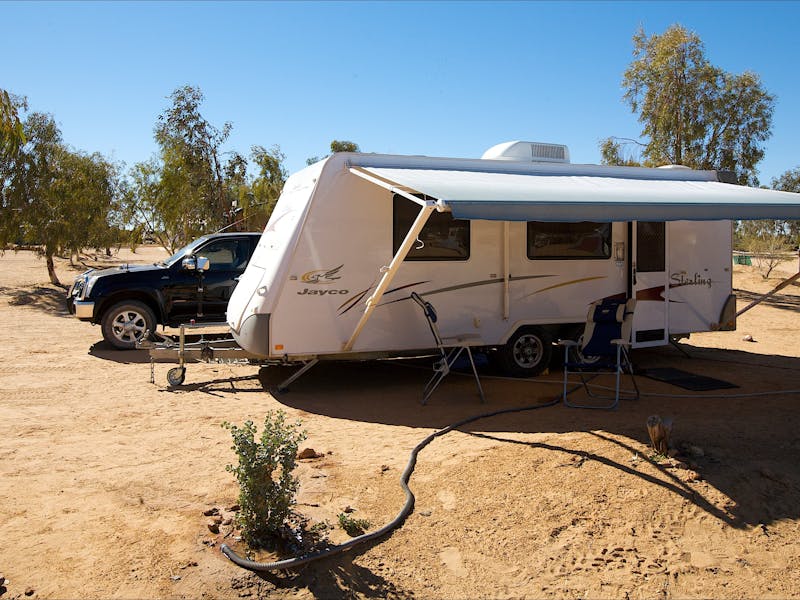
[221,397,560,572]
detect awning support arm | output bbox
[736,270,800,317]
[503,221,510,320]
[349,166,444,209]
[343,202,436,352]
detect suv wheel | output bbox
[101,301,156,350]
[495,326,553,377]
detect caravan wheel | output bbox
[496,326,553,377]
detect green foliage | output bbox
[306,139,361,165]
[737,220,792,279]
[772,167,800,194]
[330,140,360,153]
[122,85,232,253]
[3,83,287,278]
[0,89,26,160]
[771,168,800,244]
[157,85,232,241]
[223,412,306,548]
[245,144,288,230]
[599,137,643,167]
[123,86,288,249]
[610,24,774,185]
[122,157,182,254]
[647,452,668,464]
[0,110,121,284]
[337,512,371,537]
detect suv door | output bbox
[194,236,253,319]
[163,237,252,324]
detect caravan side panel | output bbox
[268,167,403,355]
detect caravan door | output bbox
[632,221,669,347]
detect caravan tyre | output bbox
[496,326,553,377]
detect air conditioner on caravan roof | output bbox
[481,141,570,163]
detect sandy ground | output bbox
[2,247,800,599]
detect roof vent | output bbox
[481,141,570,163]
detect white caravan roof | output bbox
[347,159,800,222]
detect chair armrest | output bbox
[610,339,631,346]
[558,340,579,347]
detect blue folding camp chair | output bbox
[560,298,639,409]
[410,292,485,405]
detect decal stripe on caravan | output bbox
[340,274,556,316]
[338,280,430,315]
[522,276,607,299]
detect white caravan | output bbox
[226,142,800,376]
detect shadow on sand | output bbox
[254,344,800,532]
[230,549,415,600]
[0,283,71,316]
[88,341,154,364]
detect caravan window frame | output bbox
[392,194,471,261]
[526,221,612,260]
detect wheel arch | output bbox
[496,321,582,347]
[96,291,164,325]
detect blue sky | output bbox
[3,1,799,184]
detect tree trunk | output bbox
[647,415,673,455]
[45,248,61,286]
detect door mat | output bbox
[641,367,738,391]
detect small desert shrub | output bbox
[337,512,371,537]
[223,411,306,548]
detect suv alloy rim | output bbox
[111,309,148,344]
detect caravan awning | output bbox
[352,166,800,222]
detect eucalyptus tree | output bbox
[153,85,232,244]
[306,139,361,166]
[245,145,288,230]
[222,150,250,229]
[0,90,27,247]
[0,89,26,160]
[772,167,800,195]
[0,112,118,284]
[122,85,240,251]
[330,140,360,153]
[771,167,800,243]
[122,157,183,254]
[602,24,774,185]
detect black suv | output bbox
[67,232,262,349]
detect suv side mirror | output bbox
[181,256,210,271]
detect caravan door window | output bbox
[393,194,470,261]
[527,222,611,260]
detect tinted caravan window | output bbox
[393,194,470,261]
[527,222,611,259]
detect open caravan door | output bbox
[632,221,669,347]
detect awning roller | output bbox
[355,166,800,222]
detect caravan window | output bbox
[393,195,470,261]
[527,222,611,260]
